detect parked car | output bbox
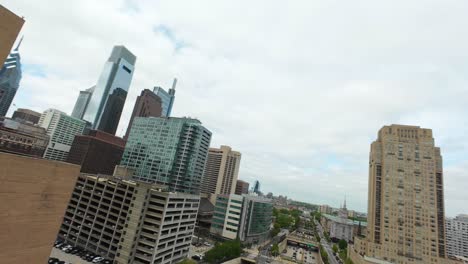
[48,258,59,264]
[92,256,105,263]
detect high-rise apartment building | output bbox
[349,125,457,264]
[0,116,49,157]
[0,5,24,66]
[66,130,126,175]
[39,109,86,161]
[0,152,80,264]
[12,108,41,124]
[71,86,94,119]
[153,78,176,117]
[201,145,241,197]
[121,117,212,194]
[124,89,162,140]
[58,172,199,264]
[235,180,250,195]
[0,37,22,116]
[210,194,273,244]
[83,46,136,134]
[446,215,468,259]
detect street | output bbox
[314,220,339,264]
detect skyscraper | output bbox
[253,180,261,194]
[0,5,24,66]
[38,109,86,161]
[446,214,468,259]
[349,125,457,264]
[121,117,212,194]
[83,46,136,134]
[200,145,241,196]
[124,89,162,140]
[153,78,176,117]
[0,38,22,116]
[71,86,94,119]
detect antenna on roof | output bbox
[171,78,177,90]
[14,36,24,51]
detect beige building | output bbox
[350,125,460,264]
[320,204,333,214]
[201,145,241,199]
[0,152,79,263]
[0,5,24,66]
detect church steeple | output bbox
[343,195,347,210]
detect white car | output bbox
[92,256,104,263]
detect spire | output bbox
[14,36,24,52]
[171,78,177,90]
[343,195,347,209]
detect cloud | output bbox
[4,0,468,216]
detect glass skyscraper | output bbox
[121,117,212,194]
[71,86,94,119]
[83,45,136,135]
[0,39,22,116]
[153,78,176,117]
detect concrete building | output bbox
[320,200,355,242]
[349,125,457,264]
[58,171,199,264]
[71,86,94,119]
[39,109,86,161]
[196,197,214,237]
[0,152,80,264]
[121,117,212,194]
[66,130,126,175]
[153,78,176,117]
[12,108,41,124]
[201,145,241,198]
[0,35,22,116]
[210,194,273,244]
[235,180,250,195]
[83,46,136,135]
[124,89,162,140]
[320,204,333,215]
[0,116,49,157]
[446,214,468,259]
[0,5,24,66]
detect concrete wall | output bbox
[0,153,79,263]
[0,5,24,65]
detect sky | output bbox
[4,0,468,216]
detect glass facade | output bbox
[247,200,273,236]
[153,79,176,117]
[71,86,94,119]
[0,43,21,116]
[120,117,212,194]
[83,46,136,135]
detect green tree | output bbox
[319,245,329,264]
[178,259,197,264]
[271,243,280,256]
[332,244,338,253]
[338,239,348,250]
[204,240,243,264]
[271,223,281,236]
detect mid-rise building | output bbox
[201,145,241,197]
[71,86,94,119]
[235,180,250,195]
[66,130,126,175]
[0,37,22,116]
[210,194,273,244]
[124,89,162,140]
[0,152,80,264]
[0,5,24,66]
[83,46,136,135]
[0,116,49,157]
[58,171,199,264]
[446,214,468,259]
[349,125,457,264]
[319,204,333,215]
[121,117,212,194]
[153,78,176,117]
[38,109,86,161]
[320,200,354,242]
[12,108,41,124]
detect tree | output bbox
[332,244,338,253]
[204,240,243,264]
[271,243,280,256]
[338,239,348,250]
[319,245,329,264]
[178,259,197,264]
[271,223,281,236]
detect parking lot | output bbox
[49,239,112,264]
[282,245,318,264]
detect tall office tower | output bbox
[0,5,24,66]
[0,38,22,116]
[235,179,250,195]
[124,89,162,140]
[83,46,136,134]
[58,172,199,264]
[200,145,241,197]
[349,125,457,264]
[253,180,261,194]
[0,152,80,263]
[121,117,212,194]
[210,194,273,243]
[66,130,126,175]
[71,86,94,119]
[0,117,49,157]
[446,215,468,258]
[153,78,176,117]
[38,109,86,161]
[12,108,41,124]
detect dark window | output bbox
[122,65,132,74]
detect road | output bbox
[314,220,339,264]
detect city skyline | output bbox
[4,0,468,216]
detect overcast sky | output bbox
[5,0,468,216]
